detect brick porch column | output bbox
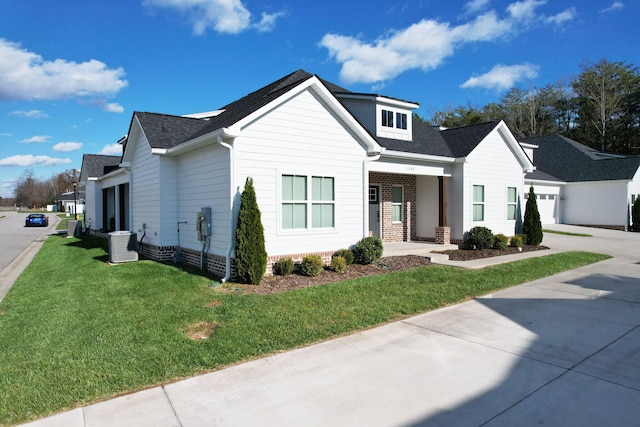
[435,226,451,245]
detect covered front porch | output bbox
[368,169,452,245]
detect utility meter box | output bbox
[108,231,139,263]
[196,207,212,241]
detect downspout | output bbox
[218,135,234,282]
[363,152,381,237]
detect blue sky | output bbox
[0,0,638,198]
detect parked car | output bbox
[25,213,49,227]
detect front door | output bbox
[369,185,381,239]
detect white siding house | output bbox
[81,69,638,280]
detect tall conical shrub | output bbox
[235,177,267,285]
[523,186,543,245]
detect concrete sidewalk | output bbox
[19,226,640,426]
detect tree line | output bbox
[5,169,80,209]
[423,59,640,154]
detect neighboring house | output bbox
[80,70,534,278]
[79,154,125,232]
[55,190,85,214]
[523,134,640,230]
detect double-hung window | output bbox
[507,187,517,220]
[392,186,403,222]
[282,174,334,230]
[381,110,394,128]
[473,185,485,221]
[282,175,307,229]
[312,176,335,228]
[396,112,407,129]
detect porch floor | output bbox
[383,241,458,263]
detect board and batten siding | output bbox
[462,129,525,237]
[233,89,369,257]
[130,131,162,247]
[175,143,231,256]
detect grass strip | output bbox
[0,235,609,425]
[543,229,592,237]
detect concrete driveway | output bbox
[20,225,640,426]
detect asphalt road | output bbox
[0,211,59,299]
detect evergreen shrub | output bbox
[300,255,324,277]
[523,186,543,245]
[353,237,383,265]
[235,177,267,285]
[465,226,494,250]
[493,234,509,250]
[330,256,347,273]
[334,248,354,265]
[273,257,294,276]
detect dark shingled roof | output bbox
[523,134,640,182]
[131,70,504,159]
[81,154,122,178]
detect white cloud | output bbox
[0,178,17,198]
[144,0,284,34]
[53,141,83,152]
[0,154,72,167]
[320,0,573,85]
[256,11,286,33]
[98,143,123,155]
[545,7,576,25]
[0,38,127,101]
[87,99,125,113]
[460,63,540,91]
[9,110,49,119]
[21,135,51,143]
[1,132,13,137]
[464,0,490,15]
[600,2,624,13]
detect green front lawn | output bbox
[0,235,609,425]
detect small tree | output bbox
[631,197,640,232]
[235,177,267,285]
[523,186,543,245]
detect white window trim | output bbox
[278,170,338,235]
[506,186,517,222]
[473,184,485,222]
[392,185,404,223]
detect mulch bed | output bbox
[231,245,549,295]
[436,245,549,261]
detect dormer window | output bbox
[382,110,394,128]
[396,112,407,130]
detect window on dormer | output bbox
[396,112,407,129]
[382,110,394,128]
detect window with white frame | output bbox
[392,186,403,222]
[473,185,485,221]
[396,112,407,129]
[312,176,335,228]
[507,187,517,220]
[382,109,394,128]
[282,174,334,230]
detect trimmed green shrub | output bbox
[300,255,324,277]
[632,197,640,232]
[334,248,354,265]
[330,256,347,273]
[510,235,524,248]
[273,257,294,276]
[523,186,543,245]
[493,234,509,250]
[465,226,494,250]
[235,177,267,285]
[353,237,383,265]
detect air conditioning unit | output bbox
[108,231,139,263]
